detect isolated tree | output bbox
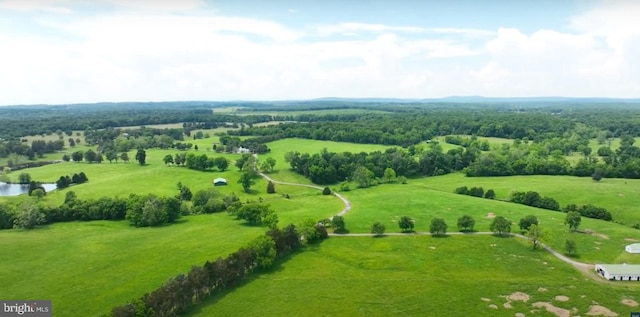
[194,144,199,151]
[261,157,276,173]
[526,224,545,249]
[352,166,374,188]
[135,149,146,165]
[490,216,511,235]
[565,211,581,232]
[120,152,129,163]
[266,181,276,194]
[565,239,577,256]
[235,154,252,171]
[398,215,414,232]
[84,149,97,163]
[214,157,229,171]
[18,173,31,184]
[371,222,385,236]
[331,215,346,232]
[518,215,539,231]
[322,187,332,195]
[105,151,117,163]
[383,167,396,183]
[163,154,174,165]
[71,151,83,162]
[238,171,255,193]
[68,137,76,147]
[484,189,496,199]
[397,176,407,184]
[429,218,447,236]
[31,188,45,200]
[457,215,475,232]
[62,154,70,162]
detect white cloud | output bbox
[0,0,72,13]
[1,0,640,104]
[315,22,423,37]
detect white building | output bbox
[595,264,640,281]
[625,243,640,254]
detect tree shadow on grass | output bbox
[333,228,350,234]
[431,234,450,238]
[372,234,387,238]
[491,233,513,238]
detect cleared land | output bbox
[413,173,640,226]
[0,215,264,316]
[188,235,640,317]
[339,178,640,264]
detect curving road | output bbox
[253,155,595,277]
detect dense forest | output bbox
[2,100,640,179]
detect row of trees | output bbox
[164,153,229,171]
[111,221,328,316]
[55,172,88,189]
[454,186,496,199]
[285,145,477,185]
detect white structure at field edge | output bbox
[595,264,640,281]
[626,243,640,254]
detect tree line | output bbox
[110,221,328,317]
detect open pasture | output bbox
[340,181,640,264]
[0,215,265,316]
[187,235,640,317]
[413,173,640,226]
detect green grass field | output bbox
[187,236,640,317]
[4,138,640,316]
[339,179,640,264]
[412,173,640,226]
[0,215,265,316]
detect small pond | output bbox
[0,183,57,197]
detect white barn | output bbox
[625,243,640,254]
[595,264,640,281]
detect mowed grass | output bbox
[340,181,640,264]
[0,215,265,316]
[413,173,640,226]
[187,236,640,317]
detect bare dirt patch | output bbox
[621,299,638,307]
[554,295,569,302]
[481,297,491,302]
[515,313,525,317]
[488,304,498,309]
[538,287,548,292]
[586,305,618,316]
[625,238,639,242]
[508,292,530,302]
[429,246,436,250]
[503,302,513,309]
[486,212,496,218]
[593,233,610,240]
[532,302,571,317]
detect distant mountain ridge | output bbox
[311,96,640,103]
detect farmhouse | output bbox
[625,243,640,254]
[213,178,227,186]
[595,264,640,281]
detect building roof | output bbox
[213,177,227,183]
[596,264,640,275]
[627,243,640,250]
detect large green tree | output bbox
[331,215,346,232]
[565,211,581,231]
[352,166,374,188]
[490,216,511,235]
[238,171,256,193]
[135,149,146,165]
[429,218,447,236]
[371,221,385,236]
[518,215,539,231]
[398,215,414,232]
[526,224,545,249]
[457,215,475,232]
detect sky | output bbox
[0,0,639,105]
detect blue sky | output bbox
[0,0,638,105]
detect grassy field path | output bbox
[254,154,352,216]
[253,155,609,282]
